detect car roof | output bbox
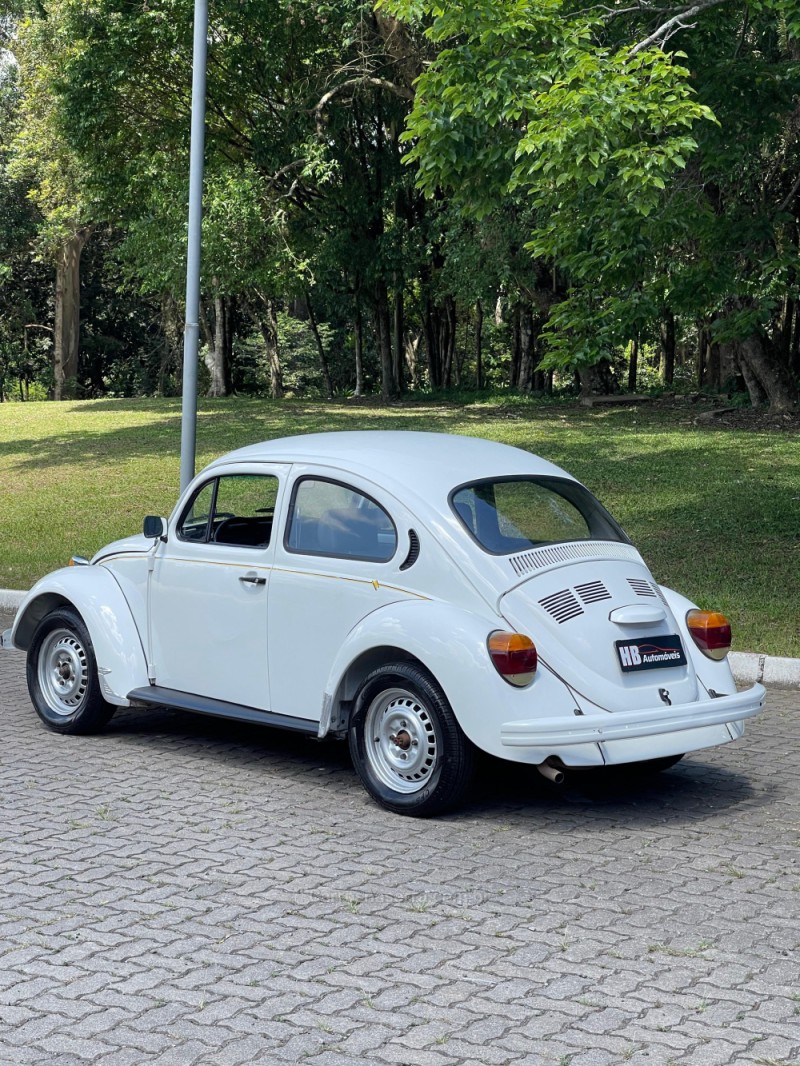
[206,431,574,496]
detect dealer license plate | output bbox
[615,635,687,673]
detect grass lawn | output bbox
[0,394,798,657]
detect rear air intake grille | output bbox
[539,589,584,624]
[574,580,612,604]
[509,541,642,577]
[399,529,420,571]
[628,578,657,598]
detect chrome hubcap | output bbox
[38,629,89,716]
[364,687,438,794]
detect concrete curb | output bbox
[2,588,799,688]
[727,651,800,688]
[0,589,25,613]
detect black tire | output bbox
[26,607,116,735]
[348,661,474,817]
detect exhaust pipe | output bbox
[537,761,564,785]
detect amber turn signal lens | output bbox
[488,632,537,687]
[686,609,732,661]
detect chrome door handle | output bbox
[239,572,266,586]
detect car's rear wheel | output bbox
[349,662,474,816]
[27,607,116,735]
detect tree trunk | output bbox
[210,294,228,398]
[696,327,707,389]
[405,332,421,389]
[223,296,235,394]
[258,299,283,400]
[738,334,796,412]
[518,304,535,392]
[735,343,768,407]
[158,296,182,397]
[661,310,675,386]
[442,296,457,388]
[475,299,484,390]
[579,358,617,396]
[353,303,364,397]
[423,299,440,388]
[708,341,721,390]
[53,229,89,400]
[511,304,522,388]
[203,292,228,397]
[393,283,404,395]
[778,295,794,362]
[628,337,639,392]
[305,290,334,399]
[717,341,739,388]
[375,280,395,400]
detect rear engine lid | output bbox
[500,557,699,712]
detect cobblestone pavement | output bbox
[1,647,798,1066]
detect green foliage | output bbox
[384,0,800,390]
[0,58,53,398]
[385,0,711,215]
[2,0,800,400]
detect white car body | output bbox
[4,431,765,815]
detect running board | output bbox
[127,686,318,735]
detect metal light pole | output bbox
[179,0,209,493]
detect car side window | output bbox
[285,478,397,562]
[177,475,279,548]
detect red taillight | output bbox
[488,632,537,687]
[686,609,732,661]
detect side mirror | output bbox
[143,516,167,540]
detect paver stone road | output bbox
[1,646,798,1066]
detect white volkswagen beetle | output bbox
[3,431,765,815]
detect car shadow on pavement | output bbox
[101,704,770,828]
[463,749,769,825]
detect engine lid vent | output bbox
[628,578,657,598]
[575,580,612,604]
[539,589,584,624]
[509,541,642,577]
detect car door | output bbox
[267,469,405,720]
[148,466,288,709]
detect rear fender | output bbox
[319,599,585,762]
[659,586,737,694]
[11,567,149,705]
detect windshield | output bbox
[450,477,629,555]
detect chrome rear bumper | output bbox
[501,683,766,747]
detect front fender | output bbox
[11,567,149,705]
[320,599,589,762]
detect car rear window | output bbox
[450,477,629,555]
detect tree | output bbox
[0,43,52,400]
[9,5,98,399]
[31,0,424,398]
[384,0,800,408]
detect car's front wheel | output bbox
[349,662,474,816]
[27,607,116,735]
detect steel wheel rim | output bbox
[364,686,438,794]
[37,628,89,716]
